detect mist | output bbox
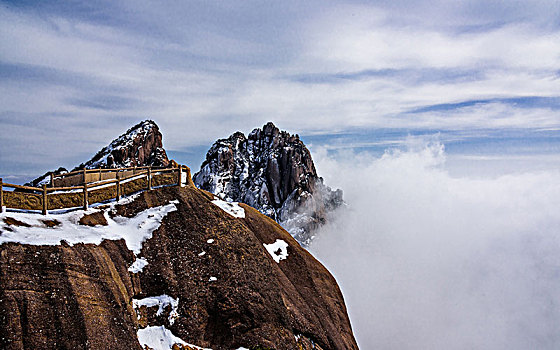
[309,139,560,349]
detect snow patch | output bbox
[128,257,149,273]
[111,192,141,207]
[263,239,289,263]
[209,276,217,282]
[181,171,187,186]
[137,325,211,350]
[198,251,206,256]
[211,197,245,218]
[0,199,177,254]
[207,239,214,244]
[133,295,179,325]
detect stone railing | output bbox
[0,165,192,215]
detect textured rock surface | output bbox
[193,122,343,245]
[27,120,169,187]
[78,120,169,170]
[0,239,141,349]
[0,182,358,349]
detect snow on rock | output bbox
[0,199,178,254]
[128,257,149,273]
[211,197,245,218]
[193,122,344,246]
[112,192,141,206]
[263,239,289,263]
[26,120,169,187]
[137,325,211,350]
[198,251,206,256]
[81,120,169,169]
[133,295,179,325]
[209,276,217,282]
[206,239,214,244]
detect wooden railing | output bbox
[0,165,192,215]
[49,165,170,188]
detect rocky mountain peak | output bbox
[78,119,169,170]
[27,120,170,187]
[193,122,343,245]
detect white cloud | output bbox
[310,141,560,349]
[304,17,560,71]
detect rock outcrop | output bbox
[0,177,358,349]
[27,120,169,187]
[193,122,343,245]
[78,120,169,170]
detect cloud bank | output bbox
[310,141,560,349]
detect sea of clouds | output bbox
[310,138,560,350]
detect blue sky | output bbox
[1,0,559,181]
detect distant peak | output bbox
[194,123,343,246]
[263,121,277,129]
[27,120,169,185]
[126,119,158,133]
[78,119,168,169]
[230,131,246,140]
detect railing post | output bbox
[0,178,3,213]
[42,184,48,215]
[83,168,87,185]
[116,178,121,201]
[98,168,102,182]
[116,171,121,201]
[50,173,54,187]
[178,165,183,187]
[83,183,88,210]
[147,166,152,190]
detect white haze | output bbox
[310,139,560,350]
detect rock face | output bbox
[193,122,343,245]
[27,120,169,187]
[0,239,141,349]
[0,180,358,349]
[78,120,169,170]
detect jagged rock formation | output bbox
[78,120,169,170]
[27,120,169,187]
[0,177,358,349]
[193,122,343,245]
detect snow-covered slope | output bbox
[193,122,343,245]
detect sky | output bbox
[1,0,559,181]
